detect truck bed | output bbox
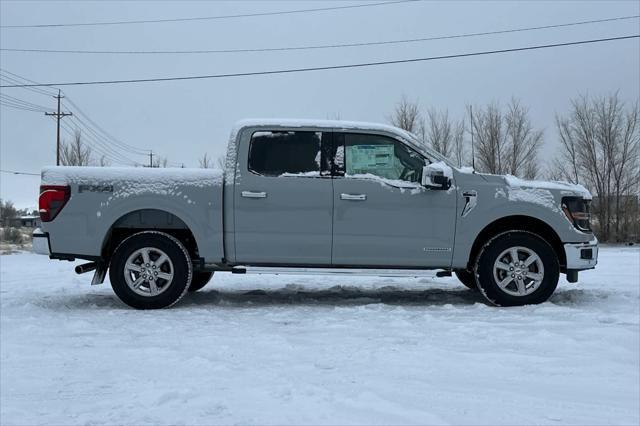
[39,166,225,263]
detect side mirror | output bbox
[422,165,452,190]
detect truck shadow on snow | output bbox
[51,285,605,310]
[183,285,483,307]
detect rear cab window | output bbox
[248,131,331,177]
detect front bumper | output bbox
[32,228,51,256]
[564,237,598,270]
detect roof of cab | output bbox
[233,118,419,143]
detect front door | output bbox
[331,132,457,267]
[233,129,333,265]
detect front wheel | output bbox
[475,231,559,307]
[109,231,193,309]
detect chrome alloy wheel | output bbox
[492,246,544,297]
[123,247,174,297]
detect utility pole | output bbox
[148,150,154,167]
[45,90,72,166]
[470,105,475,172]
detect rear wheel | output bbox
[188,271,213,292]
[109,231,192,309]
[475,231,559,307]
[454,269,477,290]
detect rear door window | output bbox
[248,131,330,177]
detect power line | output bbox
[63,97,149,155]
[0,35,637,89]
[1,68,152,158]
[67,115,143,164]
[0,0,417,29]
[1,99,47,112]
[0,69,57,96]
[57,117,139,166]
[2,15,637,55]
[0,93,50,111]
[0,169,40,176]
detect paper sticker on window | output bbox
[347,144,395,174]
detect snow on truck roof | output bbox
[232,118,451,164]
[233,118,420,143]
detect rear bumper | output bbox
[32,228,51,256]
[564,237,598,270]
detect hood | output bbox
[455,168,591,200]
[501,175,592,200]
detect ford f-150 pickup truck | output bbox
[33,119,598,309]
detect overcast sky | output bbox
[1,0,639,208]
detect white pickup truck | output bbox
[33,119,598,309]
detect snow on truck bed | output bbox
[41,166,223,186]
[1,246,638,425]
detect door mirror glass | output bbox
[422,164,452,190]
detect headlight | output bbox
[562,196,592,232]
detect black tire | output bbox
[475,231,559,307]
[109,231,192,309]
[454,269,477,290]
[188,271,213,292]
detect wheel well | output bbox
[101,209,200,262]
[467,215,566,270]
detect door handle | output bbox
[340,193,367,201]
[241,191,267,199]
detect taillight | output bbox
[39,185,70,222]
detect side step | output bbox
[229,266,446,278]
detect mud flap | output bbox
[91,262,108,285]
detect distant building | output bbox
[6,215,41,228]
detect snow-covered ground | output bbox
[1,247,638,425]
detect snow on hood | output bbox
[504,175,592,200]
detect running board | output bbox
[230,266,443,278]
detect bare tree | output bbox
[98,155,110,167]
[389,95,421,133]
[452,119,467,167]
[469,100,542,178]
[216,155,226,170]
[199,153,214,168]
[152,156,168,168]
[504,99,543,179]
[551,93,639,241]
[424,108,453,158]
[60,130,92,166]
[470,102,505,175]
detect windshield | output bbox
[401,131,455,167]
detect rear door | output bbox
[331,132,457,267]
[233,128,334,265]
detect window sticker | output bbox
[346,144,403,179]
